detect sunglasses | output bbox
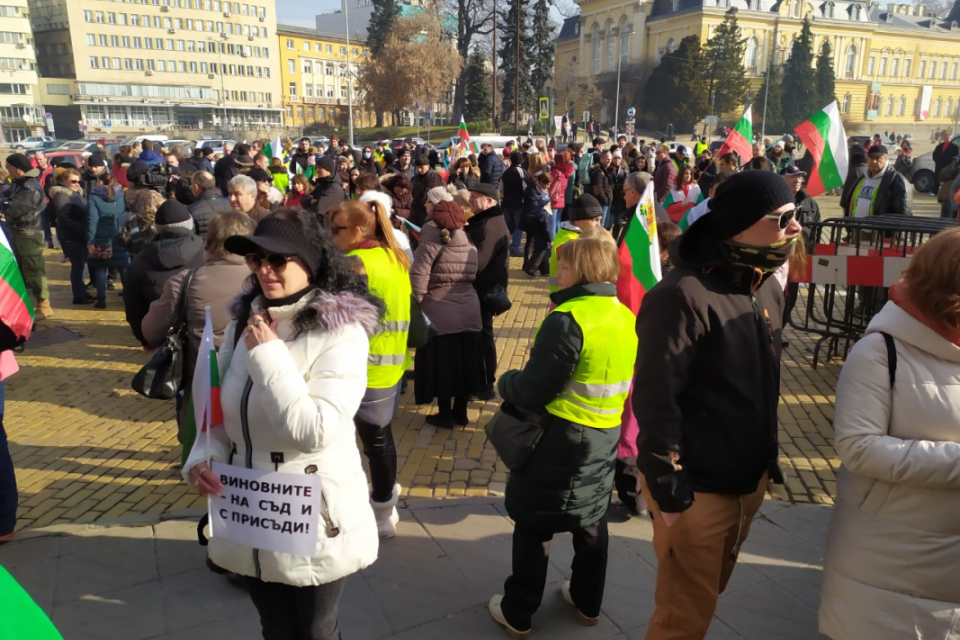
[329,224,348,235]
[764,207,797,230]
[245,253,294,272]
[69,180,81,184]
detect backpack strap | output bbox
[880,331,897,388]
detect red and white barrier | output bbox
[796,243,915,287]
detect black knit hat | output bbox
[247,167,271,183]
[413,153,430,167]
[155,200,192,226]
[316,156,336,174]
[701,171,794,239]
[5,153,32,172]
[87,153,106,168]
[567,194,603,221]
[224,216,322,275]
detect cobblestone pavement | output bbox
[10,192,939,530]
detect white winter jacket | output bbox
[183,289,381,587]
[820,301,960,640]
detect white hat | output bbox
[612,149,623,159]
[359,189,393,215]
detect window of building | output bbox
[297,106,303,119]
[904,58,912,77]
[84,10,93,21]
[879,57,887,76]
[898,96,906,116]
[326,64,333,75]
[111,36,119,47]
[318,107,325,120]
[845,44,857,76]
[591,24,600,73]
[112,57,121,69]
[885,95,893,115]
[177,40,185,51]
[315,44,322,52]
[940,62,948,80]
[305,84,313,97]
[605,22,615,71]
[918,60,926,77]
[154,16,162,28]
[930,61,938,79]
[304,62,311,73]
[303,42,309,51]
[90,56,99,69]
[122,36,131,48]
[947,98,954,118]
[289,82,297,96]
[119,14,128,25]
[158,60,166,71]
[131,15,139,26]
[891,57,900,76]
[95,11,104,23]
[841,93,851,113]
[107,12,116,24]
[867,56,875,76]
[87,34,96,45]
[286,105,293,118]
[934,97,942,116]
[745,36,759,72]
[286,39,294,49]
[288,59,295,73]
[952,62,959,80]
[340,86,347,98]
[326,88,333,97]
[99,34,108,46]
[326,45,332,53]
[339,46,346,54]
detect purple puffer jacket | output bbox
[410,222,481,336]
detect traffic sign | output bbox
[104,119,112,129]
[582,110,591,123]
[44,112,52,119]
[198,119,204,129]
[626,106,636,118]
[705,115,718,125]
[539,97,549,120]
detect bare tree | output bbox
[920,0,952,16]
[357,11,465,126]
[444,0,495,118]
[553,59,599,122]
[550,0,579,18]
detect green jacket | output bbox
[498,283,620,532]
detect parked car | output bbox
[190,138,235,156]
[26,140,69,156]
[43,150,86,169]
[903,133,960,192]
[162,139,196,153]
[13,136,54,151]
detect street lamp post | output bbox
[207,36,228,133]
[344,1,354,145]
[613,30,634,137]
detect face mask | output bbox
[722,235,798,272]
[363,152,372,160]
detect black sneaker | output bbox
[522,270,537,279]
[425,413,455,429]
[473,386,496,401]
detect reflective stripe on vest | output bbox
[349,247,412,389]
[547,228,581,293]
[850,175,881,217]
[543,295,638,428]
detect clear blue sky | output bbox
[276,0,340,28]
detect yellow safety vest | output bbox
[544,294,638,428]
[349,247,412,389]
[548,227,581,293]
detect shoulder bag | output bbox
[483,400,545,471]
[407,245,445,348]
[132,268,197,399]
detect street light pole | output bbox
[208,37,228,133]
[613,31,634,137]
[344,1,354,146]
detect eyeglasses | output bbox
[69,180,81,184]
[329,224,348,235]
[764,207,797,230]
[245,253,294,272]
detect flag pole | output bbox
[205,305,213,530]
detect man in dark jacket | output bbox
[304,156,344,217]
[780,165,821,334]
[478,143,504,192]
[195,147,215,174]
[652,144,677,204]
[187,171,233,236]
[288,137,312,176]
[3,154,51,319]
[213,143,237,195]
[500,151,528,256]
[410,154,443,227]
[931,132,959,196]
[634,171,800,640]
[840,145,908,217]
[386,149,415,180]
[123,200,205,346]
[80,154,108,199]
[590,150,613,227]
[464,183,511,400]
[138,140,164,166]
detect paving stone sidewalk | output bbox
[0,496,831,640]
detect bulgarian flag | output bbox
[663,188,705,223]
[0,230,34,343]
[0,567,63,640]
[400,218,421,241]
[264,134,283,161]
[793,101,849,198]
[184,307,222,466]
[616,180,662,315]
[457,116,480,155]
[715,105,753,165]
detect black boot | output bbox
[425,396,454,429]
[95,296,106,309]
[452,396,469,426]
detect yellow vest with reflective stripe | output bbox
[548,227,581,293]
[544,294,638,428]
[349,247,412,389]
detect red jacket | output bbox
[549,159,575,209]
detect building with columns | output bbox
[556,0,960,135]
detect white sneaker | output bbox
[488,595,532,639]
[370,483,401,539]
[561,581,599,626]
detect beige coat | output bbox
[820,301,960,640]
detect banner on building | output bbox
[918,85,932,121]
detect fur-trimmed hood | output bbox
[246,289,382,338]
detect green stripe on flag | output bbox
[807,110,843,191]
[624,213,659,292]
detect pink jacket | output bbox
[550,159,575,209]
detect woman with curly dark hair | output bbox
[382,172,413,228]
[184,207,383,640]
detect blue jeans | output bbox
[61,240,89,301]
[0,382,14,536]
[552,208,563,237]
[92,264,126,301]
[601,205,612,230]
[503,207,524,253]
[40,206,54,247]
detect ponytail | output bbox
[369,199,410,271]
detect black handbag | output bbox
[483,401,545,471]
[407,245,446,349]
[483,285,512,316]
[132,269,197,399]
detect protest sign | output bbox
[210,462,322,555]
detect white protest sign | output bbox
[210,462,321,555]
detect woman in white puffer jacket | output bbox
[820,227,960,640]
[184,208,382,640]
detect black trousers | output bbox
[783,281,800,328]
[355,418,397,503]
[247,576,346,640]
[478,301,497,389]
[500,516,609,631]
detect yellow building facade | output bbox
[558,0,960,135]
[277,25,373,131]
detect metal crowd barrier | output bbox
[790,214,960,368]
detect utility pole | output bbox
[761,20,779,140]
[515,1,520,136]
[344,0,354,146]
[492,10,497,133]
[613,30,634,138]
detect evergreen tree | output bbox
[704,8,750,116]
[643,36,708,131]
[781,17,818,127]
[815,39,837,109]
[757,60,784,135]
[368,0,400,59]
[529,0,554,97]
[498,0,534,131]
[464,49,491,122]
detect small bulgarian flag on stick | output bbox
[616,180,662,315]
[184,306,222,467]
[0,229,34,343]
[264,133,283,161]
[793,100,849,197]
[458,116,480,155]
[400,218,421,241]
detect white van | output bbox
[125,134,169,144]
[435,135,519,155]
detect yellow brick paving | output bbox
[10,234,845,530]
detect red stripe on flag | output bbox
[716,129,752,165]
[615,241,644,315]
[208,387,222,429]
[794,119,827,196]
[847,256,884,287]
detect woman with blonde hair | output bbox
[329,199,411,539]
[820,227,960,640]
[489,234,637,637]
